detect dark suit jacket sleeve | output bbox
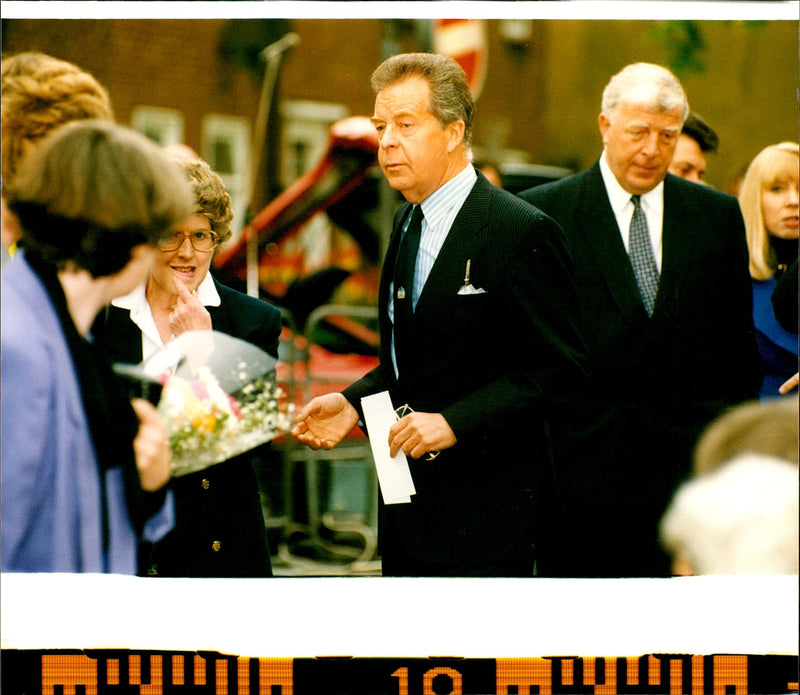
[713,190,763,404]
[342,363,392,412]
[440,207,588,441]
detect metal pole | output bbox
[246,32,300,298]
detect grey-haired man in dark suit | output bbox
[520,62,760,577]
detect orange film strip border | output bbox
[2,651,797,695]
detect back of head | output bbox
[694,397,799,473]
[10,120,195,277]
[371,52,474,150]
[681,111,719,153]
[1,52,114,195]
[738,141,800,279]
[601,62,688,124]
[660,453,799,574]
[173,157,234,244]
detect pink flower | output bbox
[227,394,242,419]
[190,380,210,401]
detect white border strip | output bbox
[2,573,798,656]
[1,1,799,21]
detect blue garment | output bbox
[752,277,798,400]
[1,254,174,573]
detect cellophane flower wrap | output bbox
[125,331,293,477]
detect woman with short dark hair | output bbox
[1,119,195,573]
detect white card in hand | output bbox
[361,391,416,504]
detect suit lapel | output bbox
[656,175,697,316]
[376,205,411,367]
[383,204,411,291]
[101,306,146,364]
[207,280,232,333]
[414,176,490,319]
[576,164,649,322]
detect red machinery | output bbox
[213,115,380,293]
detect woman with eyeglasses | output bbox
[93,156,283,578]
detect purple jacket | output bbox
[1,254,174,573]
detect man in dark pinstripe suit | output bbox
[293,53,588,577]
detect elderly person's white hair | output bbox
[601,62,689,124]
[660,453,799,575]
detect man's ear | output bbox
[445,119,466,153]
[598,113,611,146]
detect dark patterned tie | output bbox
[629,195,660,317]
[393,204,424,366]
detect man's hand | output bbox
[779,372,799,395]
[389,411,456,459]
[130,398,171,491]
[292,393,359,450]
[169,278,212,336]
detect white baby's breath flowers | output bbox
[159,363,293,478]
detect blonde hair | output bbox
[738,141,799,280]
[693,397,799,475]
[173,157,234,244]
[1,51,113,195]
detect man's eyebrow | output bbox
[626,122,681,133]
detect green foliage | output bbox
[649,20,767,77]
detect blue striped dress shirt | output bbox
[390,164,478,375]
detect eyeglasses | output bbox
[158,230,219,252]
[394,403,441,461]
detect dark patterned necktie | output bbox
[629,195,660,317]
[393,204,424,365]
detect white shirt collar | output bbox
[112,271,221,311]
[418,163,476,228]
[194,272,222,306]
[599,149,664,217]
[110,272,222,357]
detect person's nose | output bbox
[641,132,661,157]
[787,183,799,206]
[176,234,195,256]
[380,124,399,149]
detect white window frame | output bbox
[280,100,350,187]
[130,106,184,147]
[201,114,252,242]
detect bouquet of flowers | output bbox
[116,331,293,477]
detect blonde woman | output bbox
[738,142,799,398]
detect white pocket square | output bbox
[457,260,486,294]
[457,284,487,295]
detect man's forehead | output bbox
[620,106,683,130]
[373,81,431,119]
[375,75,429,100]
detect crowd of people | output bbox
[1,50,797,579]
